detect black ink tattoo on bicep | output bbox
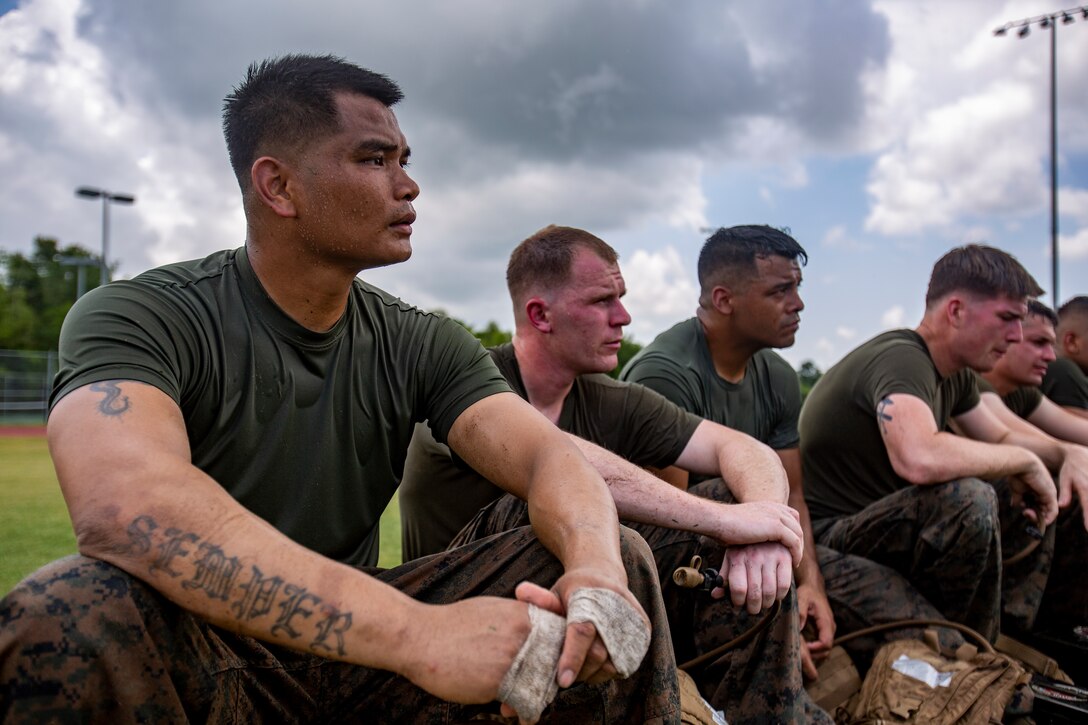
[877,397,894,435]
[90,381,131,417]
[126,514,354,657]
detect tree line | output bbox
[0,237,105,352]
[0,237,822,389]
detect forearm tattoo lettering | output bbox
[877,397,894,435]
[90,381,131,416]
[124,514,354,656]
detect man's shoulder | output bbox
[133,248,239,289]
[352,278,440,318]
[1046,357,1087,381]
[973,371,998,395]
[350,280,470,343]
[751,349,796,377]
[622,318,702,376]
[834,329,930,374]
[642,317,700,352]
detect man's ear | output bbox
[946,297,967,328]
[251,156,298,218]
[1065,330,1082,356]
[711,285,735,315]
[525,297,552,333]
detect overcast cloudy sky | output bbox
[2,0,1086,369]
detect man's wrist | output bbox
[795,557,825,591]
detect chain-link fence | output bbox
[0,349,55,424]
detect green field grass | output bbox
[0,435,403,594]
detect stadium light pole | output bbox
[75,186,136,285]
[994,5,1088,308]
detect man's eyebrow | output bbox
[352,139,403,155]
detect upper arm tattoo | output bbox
[89,381,131,417]
[877,397,894,435]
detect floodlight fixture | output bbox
[75,185,136,285]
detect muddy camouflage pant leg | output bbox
[994,477,1057,635]
[817,545,964,674]
[814,478,1001,642]
[0,527,680,724]
[1037,498,1087,634]
[455,482,833,724]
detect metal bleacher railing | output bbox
[0,349,56,424]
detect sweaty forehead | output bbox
[754,254,802,281]
[334,92,406,144]
[567,252,623,292]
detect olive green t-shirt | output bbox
[974,374,1043,419]
[399,343,703,560]
[51,247,510,567]
[619,317,801,449]
[1040,357,1088,411]
[800,329,980,521]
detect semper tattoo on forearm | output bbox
[124,514,354,656]
[90,381,131,417]
[877,397,894,435]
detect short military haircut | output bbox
[222,54,403,190]
[1027,299,1058,327]
[507,225,619,304]
[1057,296,1088,328]
[924,245,1042,307]
[697,225,807,300]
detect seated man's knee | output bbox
[930,478,999,548]
[685,477,736,505]
[950,477,998,523]
[617,527,661,600]
[1,555,144,653]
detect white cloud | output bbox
[822,225,872,251]
[865,83,1043,236]
[1061,227,1088,261]
[882,305,905,328]
[621,246,699,344]
[1061,187,1088,225]
[836,326,856,340]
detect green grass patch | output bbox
[0,437,76,593]
[0,436,402,594]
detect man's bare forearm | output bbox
[567,434,726,534]
[523,443,625,578]
[679,421,789,504]
[49,384,423,676]
[448,394,626,582]
[566,434,802,562]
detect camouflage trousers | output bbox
[0,527,680,724]
[1035,497,1086,636]
[452,479,833,725]
[814,477,1055,644]
[817,546,964,674]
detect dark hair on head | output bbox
[1027,299,1058,327]
[507,225,618,304]
[924,245,1042,306]
[697,225,806,304]
[222,54,403,190]
[1057,296,1088,324]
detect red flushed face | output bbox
[546,248,632,375]
[290,92,419,271]
[956,295,1028,373]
